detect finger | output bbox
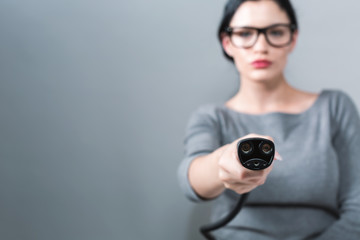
[219,167,260,185]
[230,184,256,194]
[275,151,283,161]
[226,169,268,185]
[240,168,265,179]
[219,169,247,185]
[219,168,245,184]
[240,173,267,185]
[230,177,263,186]
[242,134,274,142]
[263,163,274,175]
[224,181,252,189]
[218,148,243,176]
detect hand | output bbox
[218,134,281,194]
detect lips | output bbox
[251,60,272,69]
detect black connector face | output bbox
[237,138,275,170]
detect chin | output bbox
[248,70,279,83]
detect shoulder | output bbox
[321,89,358,116]
[188,104,227,123]
[322,89,355,104]
[184,104,233,134]
[321,89,360,138]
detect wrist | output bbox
[211,147,227,193]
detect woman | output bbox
[178,0,360,239]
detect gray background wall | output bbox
[0,0,359,239]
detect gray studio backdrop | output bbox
[1,0,360,240]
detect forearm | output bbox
[188,145,227,199]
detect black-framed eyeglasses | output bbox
[226,23,296,48]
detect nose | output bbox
[253,32,269,52]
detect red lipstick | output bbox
[251,60,272,69]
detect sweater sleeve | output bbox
[177,105,222,202]
[314,91,360,239]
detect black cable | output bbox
[199,192,250,240]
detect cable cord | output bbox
[199,192,250,240]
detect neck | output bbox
[228,74,297,114]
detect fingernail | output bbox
[275,152,283,161]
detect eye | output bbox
[234,30,254,38]
[269,29,285,37]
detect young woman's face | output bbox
[222,0,298,83]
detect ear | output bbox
[288,30,299,53]
[221,34,234,57]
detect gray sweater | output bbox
[178,90,360,240]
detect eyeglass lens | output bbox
[230,25,292,48]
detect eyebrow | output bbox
[229,23,291,29]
